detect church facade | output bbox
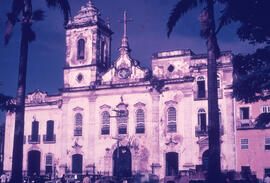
[4,1,236,179]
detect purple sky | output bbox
[0,0,255,123]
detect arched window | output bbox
[136,109,145,134]
[101,111,110,135]
[74,113,82,136]
[198,109,207,132]
[45,153,53,174]
[167,107,177,132]
[77,39,85,60]
[197,76,206,98]
[117,110,128,134]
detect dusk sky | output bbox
[0,0,256,123]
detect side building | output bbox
[236,100,270,180]
[3,0,236,179]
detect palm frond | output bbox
[45,0,71,25]
[215,3,232,35]
[32,9,45,21]
[167,0,200,37]
[5,0,24,45]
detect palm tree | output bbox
[167,0,225,182]
[5,0,71,182]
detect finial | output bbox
[87,0,93,6]
[119,10,133,54]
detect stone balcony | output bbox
[28,135,40,144]
[195,126,208,137]
[236,119,255,129]
[195,125,224,137]
[194,89,223,101]
[43,134,56,144]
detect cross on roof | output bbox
[119,10,133,38]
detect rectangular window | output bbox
[241,139,249,149]
[265,168,270,177]
[46,120,54,141]
[31,121,39,142]
[262,105,270,113]
[167,122,177,133]
[265,137,270,150]
[118,126,127,134]
[101,126,110,135]
[197,81,206,98]
[241,166,251,174]
[136,123,145,134]
[240,107,249,120]
[74,127,82,136]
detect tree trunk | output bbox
[10,22,29,183]
[206,0,221,182]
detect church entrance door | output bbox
[113,146,132,179]
[166,152,178,176]
[202,150,209,170]
[28,150,41,176]
[72,154,83,174]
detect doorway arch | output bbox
[28,150,41,176]
[202,150,209,170]
[166,152,178,176]
[113,146,132,179]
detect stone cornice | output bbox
[134,102,146,108]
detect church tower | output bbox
[63,0,112,89]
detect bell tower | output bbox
[63,0,112,89]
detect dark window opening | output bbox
[166,152,178,176]
[168,65,174,72]
[28,150,41,176]
[72,154,83,174]
[46,120,54,141]
[198,112,207,132]
[240,107,249,120]
[197,80,206,98]
[77,39,85,60]
[31,121,39,142]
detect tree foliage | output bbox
[223,0,270,103]
[0,93,15,112]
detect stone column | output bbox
[223,90,236,170]
[88,93,97,165]
[182,88,195,168]
[150,89,161,176]
[59,96,70,176]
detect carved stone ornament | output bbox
[73,106,84,111]
[27,90,47,104]
[99,104,111,109]
[72,141,82,149]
